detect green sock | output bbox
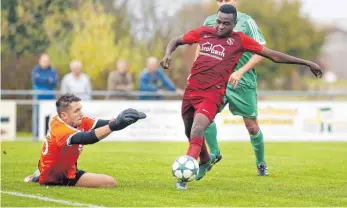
[250,129,265,166]
[204,122,220,155]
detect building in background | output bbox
[319,27,347,79]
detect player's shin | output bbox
[199,140,209,164]
[204,122,220,155]
[250,129,265,166]
[186,137,204,160]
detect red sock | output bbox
[199,140,209,164]
[186,137,203,160]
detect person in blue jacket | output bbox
[139,56,182,100]
[32,54,58,100]
[31,53,58,138]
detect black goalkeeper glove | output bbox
[109,108,146,131]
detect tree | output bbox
[1,0,74,132]
[1,0,74,90]
[67,0,126,89]
[1,0,53,56]
[239,0,327,89]
[43,0,74,77]
[42,0,137,90]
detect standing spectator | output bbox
[139,56,182,100]
[61,60,92,100]
[31,53,58,139]
[107,60,134,99]
[32,54,58,100]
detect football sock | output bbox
[187,137,203,160]
[250,129,265,166]
[199,140,209,164]
[204,122,220,155]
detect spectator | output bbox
[31,54,58,100]
[139,57,182,100]
[1,129,6,135]
[107,60,134,99]
[61,60,92,100]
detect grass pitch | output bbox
[1,141,347,207]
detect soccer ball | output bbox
[172,155,199,182]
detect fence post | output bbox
[32,93,39,142]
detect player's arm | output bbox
[240,33,323,78]
[69,125,112,145]
[91,117,136,129]
[237,55,263,73]
[258,48,322,78]
[230,55,264,88]
[69,109,146,145]
[237,20,266,74]
[229,20,265,87]
[161,27,203,69]
[92,119,110,129]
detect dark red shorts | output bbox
[181,87,224,122]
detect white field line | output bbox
[1,190,104,207]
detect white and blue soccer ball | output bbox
[172,155,199,182]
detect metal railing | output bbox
[2,89,347,141]
[1,90,184,141]
[2,89,347,97]
[0,90,179,97]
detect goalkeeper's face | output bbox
[62,101,83,128]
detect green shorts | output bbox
[220,84,258,118]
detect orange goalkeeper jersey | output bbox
[38,115,97,184]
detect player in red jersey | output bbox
[26,93,146,187]
[160,4,322,189]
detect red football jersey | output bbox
[38,115,97,184]
[183,26,263,90]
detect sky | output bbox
[159,0,347,30]
[299,0,347,29]
[196,0,347,30]
[115,0,347,39]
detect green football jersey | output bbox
[203,12,266,88]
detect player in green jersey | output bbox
[198,0,269,178]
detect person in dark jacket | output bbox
[32,54,58,100]
[139,56,182,100]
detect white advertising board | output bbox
[215,101,347,141]
[39,100,347,142]
[38,100,186,141]
[0,101,17,140]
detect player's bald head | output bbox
[147,56,159,72]
[39,53,50,69]
[217,0,237,7]
[117,60,129,73]
[147,57,158,65]
[56,93,81,115]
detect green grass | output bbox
[15,132,33,138]
[1,141,347,207]
[304,77,347,88]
